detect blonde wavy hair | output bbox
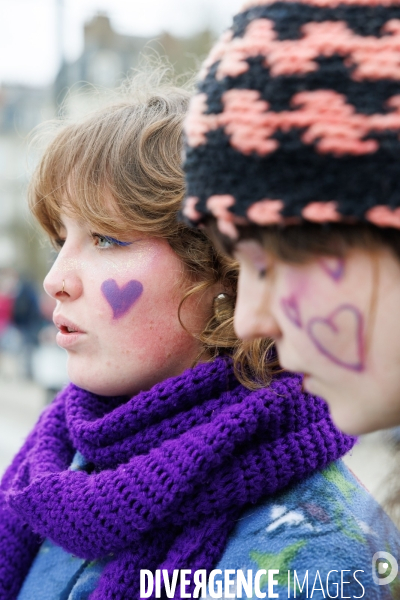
[28,68,276,389]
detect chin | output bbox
[304,381,361,435]
[326,397,371,436]
[67,362,142,397]
[68,375,105,396]
[69,378,130,397]
[66,362,119,397]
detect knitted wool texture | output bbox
[182,0,400,238]
[0,358,354,599]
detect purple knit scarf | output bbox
[0,358,354,599]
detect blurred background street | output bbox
[0,377,45,473]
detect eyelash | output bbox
[92,234,131,248]
[53,234,132,250]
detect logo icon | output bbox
[372,551,398,586]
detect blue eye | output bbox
[93,234,132,248]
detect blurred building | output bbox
[55,13,213,115]
[0,13,213,281]
[0,83,54,276]
[55,13,152,111]
[58,13,213,87]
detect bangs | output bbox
[29,90,190,242]
[204,218,400,263]
[29,107,141,241]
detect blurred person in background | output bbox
[12,274,44,378]
[0,268,23,378]
[0,268,49,380]
[0,68,396,600]
[0,268,18,339]
[182,0,400,564]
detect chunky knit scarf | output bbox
[0,358,354,599]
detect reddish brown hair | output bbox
[28,72,276,389]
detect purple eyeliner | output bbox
[102,236,132,246]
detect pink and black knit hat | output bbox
[182,0,400,238]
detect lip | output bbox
[53,314,86,349]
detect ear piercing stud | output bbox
[213,292,233,323]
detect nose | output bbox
[234,298,281,340]
[234,273,281,341]
[43,252,83,301]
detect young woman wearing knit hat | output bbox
[0,71,397,600]
[182,0,400,443]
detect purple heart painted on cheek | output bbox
[101,279,143,319]
[280,295,302,328]
[306,304,364,371]
[319,258,345,282]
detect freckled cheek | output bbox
[94,295,111,318]
[83,287,114,325]
[106,284,179,334]
[93,260,182,333]
[120,311,189,366]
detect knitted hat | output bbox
[182,0,400,238]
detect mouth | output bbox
[53,315,85,334]
[58,324,82,334]
[53,315,86,348]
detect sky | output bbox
[0,0,243,86]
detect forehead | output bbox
[58,212,88,230]
[235,239,268,259]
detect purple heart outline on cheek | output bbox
[306,304,364,371]
[319,258,345,282]
[101,279,143,319]
[280,295,302,328]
